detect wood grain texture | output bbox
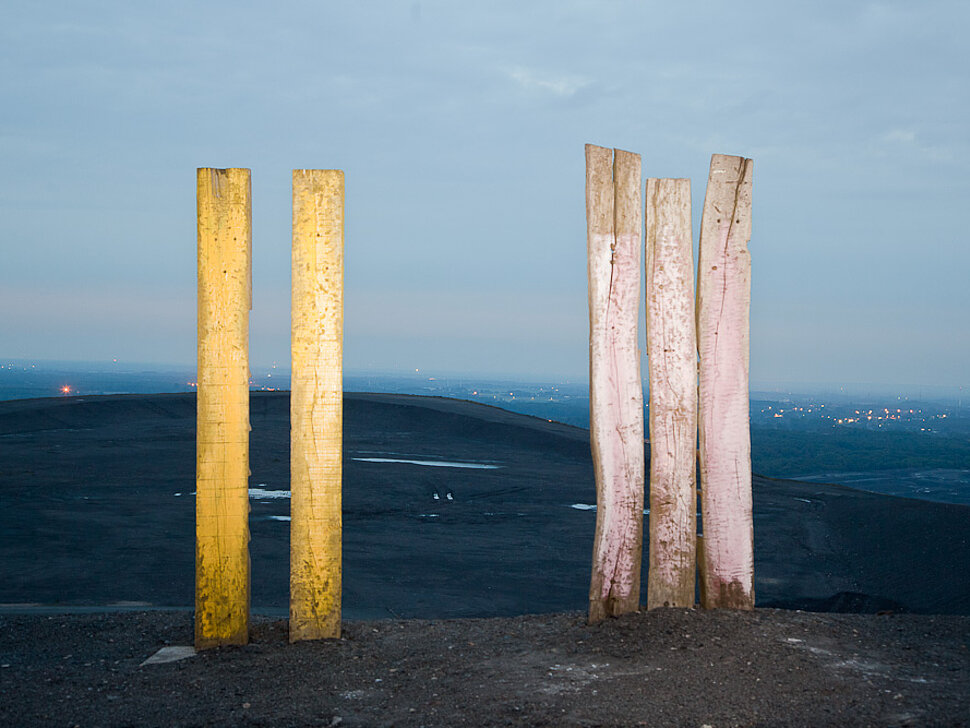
[644,178,697,609]
[195,167,252,649]
[696,154,754,610]
[290,169,344,641]
[586,145,645,623]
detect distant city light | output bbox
[60,385,71,394]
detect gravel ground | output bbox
[2,609,969,727]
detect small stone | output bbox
[141,646,197,666]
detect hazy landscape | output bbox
[3,369,969,726]
[5,358,967,506]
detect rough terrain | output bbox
[3,609,969,727]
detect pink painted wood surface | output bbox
[586,144,645,623]
[644,178,697,609]
[696,154,754,609]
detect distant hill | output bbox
[1,392,968,616]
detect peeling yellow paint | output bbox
[195,167,251,649]
[290,169,343,641]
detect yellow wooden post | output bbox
[195,167,252,649]
[290,169,344,641]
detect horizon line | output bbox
[1,356,966,398]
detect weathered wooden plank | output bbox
[195,167,252,649]
[586,145,645,623]
[696,154,754,609]
[644,177,697,609]
[290,169,344,641]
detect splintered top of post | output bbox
[293,169,344,178]
[612,150,641,237]
[645,178,693,241]
[292,170,345,202]
[585,145,614,237]
[705,155,753,244]
[196,168,251,199]
[645,178,692,220]
[196,168,252,310]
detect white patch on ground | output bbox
[541,663,608,694]
[783,637,932,684]
[353,457,501,469]
[540,662,658,695]
[570,504,650,514]
[249,488,291,499]
[267,515,291,521]
[141,646,196,666]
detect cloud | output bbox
[875,128,955,164]
[881,129,917,144]
[506,66,590,97]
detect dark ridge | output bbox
[1,392,968,617]
[761,591,910,615]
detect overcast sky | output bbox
[2,1,967,389]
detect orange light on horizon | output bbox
[60,385,71,394]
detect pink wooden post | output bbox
[585,144,645,623]
[644,178,697,609]
[696,154,755,609]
